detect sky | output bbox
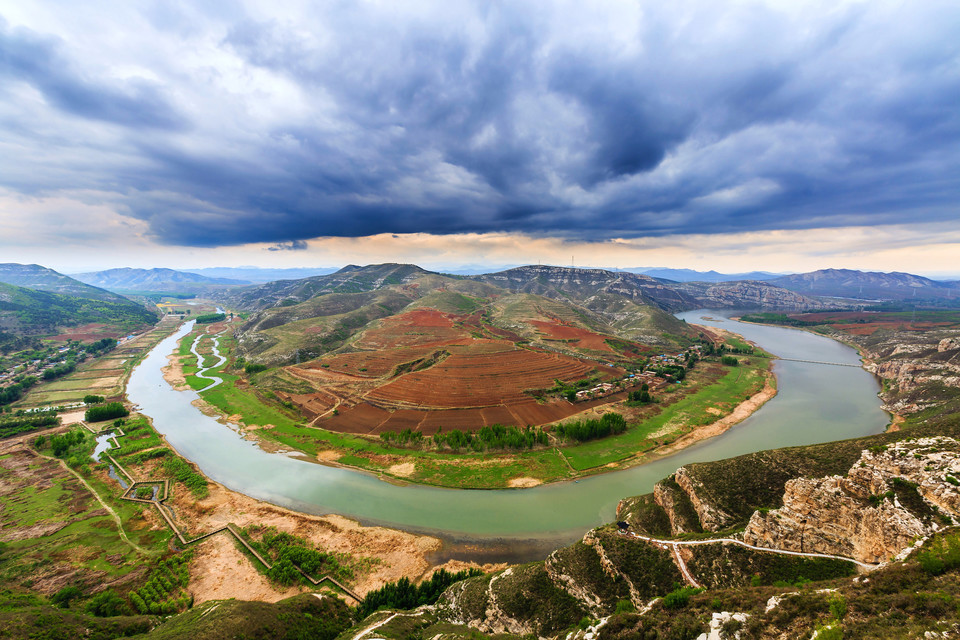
[1,0,958,276]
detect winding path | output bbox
[45,452,153,556]
[619,530,879,571]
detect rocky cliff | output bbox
[744,437,960,564]
[847,327,960,416]
[673,280,828,311]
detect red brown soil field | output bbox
[365,348,612,409]
[305,346,441,378]
[281,307,639,434]
[52,323,123,342]
[529,320,615,352]
[356,308,472,349]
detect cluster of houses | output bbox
[0,344,81,385]
[572,344,704,402]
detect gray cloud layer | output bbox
[1,1,958,247]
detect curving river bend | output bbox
[127,310,887,548]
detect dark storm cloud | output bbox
[2,1,959,246]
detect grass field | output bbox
[182,332,301,430]
[561,362,768,471]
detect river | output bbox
[126,310,887,552]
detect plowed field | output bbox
[356,308,471,349]
[529,320,617,352]
[365,349,605,409]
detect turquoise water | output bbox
[127,311,886,541]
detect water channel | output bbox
[127,310,888,553]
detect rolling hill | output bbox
[0,281,158,337]
[0,263,135,303]
[222,263,433,311]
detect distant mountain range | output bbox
[769,268,960,301]
[0,263,134,303]
[187,266,339,283]
[626,267,783,282]
[72,267,248,292]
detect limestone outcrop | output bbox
[744,437,960,564]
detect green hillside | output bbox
[0,281,158,336]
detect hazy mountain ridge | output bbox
[471,265,699,312]
[73,267,248,290]
[470,265,826,312]
[188,266,340,282]
[627,267,783,282]
[771,268,960,301]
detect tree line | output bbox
[554,412,627,443]
[356,568,483,619]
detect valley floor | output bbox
[165,319,774,490]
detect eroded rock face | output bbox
[690,282,817,310]
[849,328,960,416]
[744,437,960,564]
[653,480,699,535]
[674,467,737,532]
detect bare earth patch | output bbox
[167,478,442,601]
[507,476,542,488]
[316,450,342,463]
[705,407,723,416]
[189,534,302,605]
[58,409,87,426]
[162,353,188,391]
[388,462,416,477]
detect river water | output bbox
[127,310,887,548]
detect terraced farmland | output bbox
[366,348,606,408]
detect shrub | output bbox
[163,456,208,498]
[554,413,627,443]
[85,590,130,617]
[195,313,226,324]
[50,429,85,457]
[615,599,635,614]
[50,586,82,608]
[83,395,105,405]
[662,586,703,610]
[917,533,960,575]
